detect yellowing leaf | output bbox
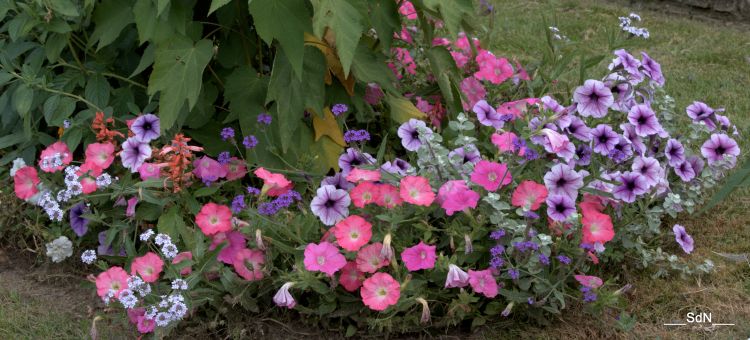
[304,32,355,96]
[312,107,346,147]
[310,135,343,173]
[385,94,426,123]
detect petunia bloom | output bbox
[581,209,615,245]
[254,167,292,196]
[673,224,694,254]
[437,180,480,216]
[95,266,129,299]
[627,104,663,137]
[273,282,296,309]
[84,142,115,172]
[612,172,648,203]
[349,182,380,208]
[543,163,584,199]
[471,160,512,191]
[701,133,740,166]
[13,166,40,200]
[445,264,470,288]
[310,185,351,226]
[38,141,72,173]
[69,203,90,237]
[375,184,403,208]
[574,274,603,289]
[361,272,401,311]
[130,252,164,283]
[400,241,437,271]
[397,119,432,151]
[468,269,499,298]
[356,242,390,273]
[345,168,381,183]
[304,241,346,276]
[138,162,161,181]
[473,100,504,130]
[192,156,228,184]
[233,248,265,281]
[339,261,365,292]
[195,203,233,236]
[511,180,548,210]
[573,79,613,118]
[130,114,160,142]
[546,194,576,222]
[333,215,373,252]
[399,176,435,206]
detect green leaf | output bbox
[156,0,170,16]
[148,37,213,132]
[312,0,363,76]
[425,46,461,113]
[157,205,184,238]
[700,160,750,214]
[43,96,76,126]
[85,74,111,109]
[44,33,68,62]
[435,0,473,39]
[61,126,83,151]
[129,43,155,77]
[12,84,33,115]
[0,132,25,149]
[208,0,232,15]
[266,50,303,153]
[248,0,311,79]
[369,0,399,53]
[194,185,220,197]
[48,0,79,17]
[90,0,134,51]
[384,94,426,123]
[350,40,396,93]
[224,66,267,125]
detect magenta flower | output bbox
[400,241,437,271]
[686,101,716,129]
[303,241,346,276]
[573,79,613,118]
[471,160,512,191]
[468,269,499,298]
[437,180,480,216]
[192,156,227,183]
[673,224,694,254]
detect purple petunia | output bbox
[609,49,642,80]
[575,144,592,166]
[131,114,160,142]
[448,144,481,165]
[674,161,696,182]
[591,124,620,155]
[573,79,614,118]
[632,156,661,187]
[310,185,350,226]
[321,172,354,191]
[608,136,634,164]
[220,127,235,141]
[546,194,576,222]
[381,158,412,176]
[673,224,694,254]
[120,137,152,172]
[70,203,89,237]
[473,100,504,129]
[620,123,646,155]
[565,117,591,142]
[338,148,375,174]
[701,133,740,166]
[686,101,715,130]
[397,119,432,151]
[613,171,648,203]
[686,155,705,176]
[664,139,685,167]
[627,104,662,137]
[543,163,585,199]
[640,52,665,86]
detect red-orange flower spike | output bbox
[160,134,203,192]
[91,111,124,144]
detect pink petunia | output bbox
[339,261,365,292]
[171,251,193,275]
[375,184,403,208]
[474,51,514,84]
[195,203,233,236]
[581,210,615,245]
[127,308,155,334]
[38,141,72,173]
[491,132,519,154]
[511,180,548,211]
[346,168,382,183]
[95,266,129,299]
[333,215,373,252]
[437,180,480,216]
[400,241,437,271]
[460,77,486,111]
[210,231,247,264]
[468,269,499,298]
[13,166,39,200]
[574,274,603,288]
[398,0,417,20]
[233,248,265,281]
[137,162,161,181]
[223,157,247,181]
[356,242,390,273]
[80,176,98,194]
[192,156,227,183]
[360,272,401,311]
[399,176,435,206]
[350,181,380,208]
[254,167,292,197]
[470,160,512,191]
[540,128,570,153]
[84,142,115,172]
[303,241,346,276]
[126,197,138,217]
[130,252,164,283]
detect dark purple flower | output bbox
[628,104,662,137]
[321,172,354,191]
[581,286,598,303]
[524,210,540,219]
[543,163,584,199]
[673,224,694,254]
[381,158,411,176]
[69,203,89,237]
[573,79,614,118]
[608,136,633,164]
[231,195,246,213]
[575,144,592,166]
[310,185,350,226]
[686,101,716,130]
[343,129,371,143]
[701,133,740,166]
[556,255,571,264]
[489,229,506,240]
[217,151,231,165]
[97,231,123,256]
[632,156,661,187]
[538,253,550,266]
[472,100,504,129]
[674,161,696,182]
[591,124,619,155]
[131,114,160,142]
[620,123,646,155]
[331,103,348,116]
[610,49,642,79]
[490,256,505,269]
[524,148,540,161]
[242,135,258,149]
[490,245,505,256]
[686,155,705,176]
[565,117,591,142]
[541,95,565,114]
[664,139,685,167]
[448,144,481,165]
[546,194,576,221]
[397,119,432,151]
[508,268,520,280]
[641,52,665,86]
[220,127,235,141]
[613,171,648,203]
[257,113,272,125]
[338,148,375,174]
[246,186,261,195]
[120,137,151,172]
[513,241,539,252]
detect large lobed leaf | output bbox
[249,0,312,79]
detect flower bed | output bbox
[5,3,743,337]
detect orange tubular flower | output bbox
[159,134,203,193]
[91,112,124,144]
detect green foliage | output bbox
[0,0,474,175]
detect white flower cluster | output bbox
[139,229,155,241]
[155,233,179,258]
[38,191,64,221]
[46,236,73,263]
[9,158,26,177]
[127,275,152,297]
[619,13,649,39]
[39,152,67,172]
[81,249,97,264]
[147,293,188,327]
[548,26,568,41]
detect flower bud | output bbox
[416,297,430,324]
[463,234,473,254]
[381,233,394,260]
[255,229,265,251]
[273,282,296,309]
[445,264,469,288]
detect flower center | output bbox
[409,189,419,198]
[142,122,152,131]
[488,173,497,181]
[377,287,388,297]
[317,256,326,266]
[715,145,726,155]
[209,216,219,225]
[324,199,336,208]
[363,193,372,200]
[420,251,426,260]
[350,231,359,240]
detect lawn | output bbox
[1,0,749,338]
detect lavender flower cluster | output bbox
[258,190,302,215]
